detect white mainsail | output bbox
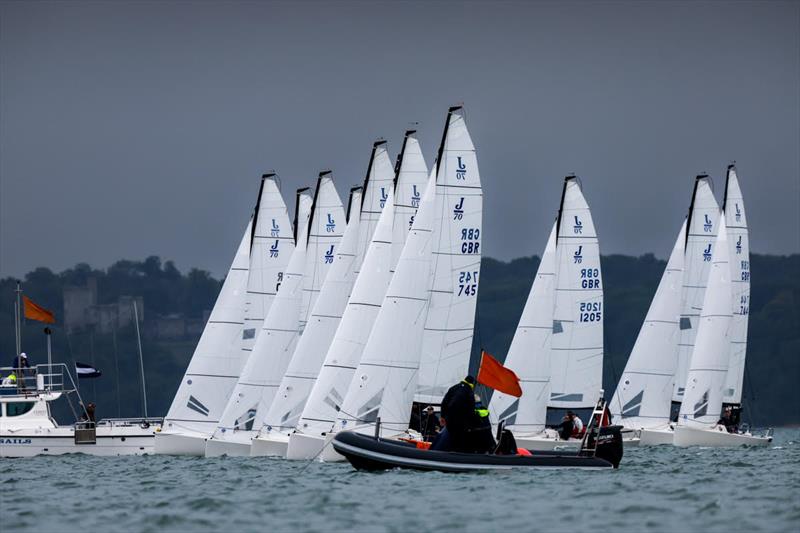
[488,222,557,435]
[392,130,429,268]
[673,175,720,403]
[549,177,603,410]
[206,189,313,453]
[678,212,733,427]
[160,219,252,442]
[722,165,749,405]
[356,140,395,272]
[257,187,363,437]
[241,174,295,363]
[416,106,483,405]
[610,220,686,429]
[333,160,437,438]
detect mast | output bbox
[133,300,148,418]
[293,187,310,243]
[251,173,272,252]
[361,140,386,210]
[393,130,414,189]
[685,174,708,248]
[14,281,22,356]
[555,174,574,246]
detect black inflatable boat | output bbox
[332,425,624,472]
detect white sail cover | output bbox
[674,176,720,402]
[392,131,429,268]
[334,167,437,437]
[162,220,252,436]
[241,174,295,362]
[416,107,483,404]
[489,221,557,435]
[610,220,686,429]
[356,141,395,273]
[549,177,603,409]
[259,187,363,434]
[211,190,313,436]
[295,152,432,440]
[678,213,733,426]
[722,166,749,405]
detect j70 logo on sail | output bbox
[736,236,742,255]
[735,203,742,222]
[324,245,335,264]
[573,216,583,234]
[269,240,280,258]
[453,198,464,220]
[326,214,336,233]
[411,185,421,208]
[379,188,388,209]
[271,218,280,237]
[455,157,467,180]
[704,214,713,233]
[574,245,583,264]
[703,244,712,262]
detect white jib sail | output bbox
[259,187,363,435]
[610,220,686,429]
[333,164,437,438]
[549,177,603,410]
[392,130,429,268]
[722,165,749,405]
[489,221,557,435]
[241,174,295,364]
[356,141,396,272]
[295,151,433,440]
[673,175,720,402]
[416,106,483,405]
[251,174,345,428]
[211,190,313,437]
[163,219,252,437]
[678,212,733,427]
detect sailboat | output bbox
[609,220,685,446]
[204,187,315,456]
[322,106,481,461]
[673,166,771,447]
[490,176,603,451]
[250,186,364,456]
[155,173,293,455]
[287,132,429,460]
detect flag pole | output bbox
[15,281,22,356]
[45,327,53,378]
[132,300,148,418]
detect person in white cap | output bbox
[12,352,29,370]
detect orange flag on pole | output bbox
[23,296,56,324]
[477,350,522,398]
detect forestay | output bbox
[674,176,719,403]
[211,189,313,437]
[259,187,363,435]
[489,222,557,435]
[678,213,733,427]
[722,166,749,405]
[416,107,483,405]
[162,220,252,437]
[549,177,603,410]
[610,220,686,429]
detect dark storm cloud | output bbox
[1,0,798,277]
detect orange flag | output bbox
[477,350,522,397]
[23,296,55,324]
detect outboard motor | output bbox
[587,425,623,468]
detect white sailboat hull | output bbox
[673,424,771,447]
[250,433,289,457]
[154,431,208,456]
[514,430,581,451]
[1,426,156,458]
[639,427,675,446]
[204,431,254,457]
[320,433,346,462]
[286,432,326,460]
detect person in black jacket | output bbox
[439,375,477,452]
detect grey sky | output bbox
[1,0,798,278]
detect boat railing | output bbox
[0,363,77,396]
[95,417,164,429]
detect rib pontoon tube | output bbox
[331,425,624,472]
